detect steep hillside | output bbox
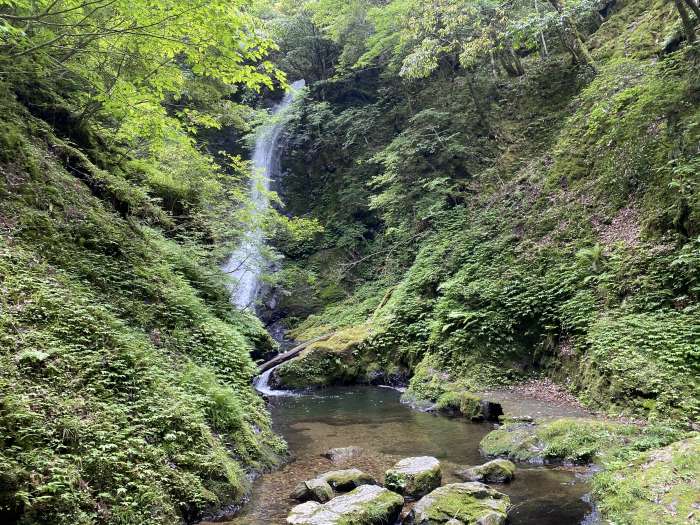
[0,85,286,524]
[271,0,700,424]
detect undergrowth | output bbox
[0,93,284,524]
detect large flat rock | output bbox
[287,484,403,525]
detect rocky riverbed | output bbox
[214,387,597,525]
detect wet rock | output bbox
[291,477,334,503]
[287,484,403,525]
[292,468,375,502]
[432,391,503,422]
[384,456,441,500]
[479,400,504,422]
[455,459,516,484]
[323,446,364,463]
[406,482,510,525]
[499,415,534,423]
[322,468,375,491]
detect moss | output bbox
[481,418,642,464]
[274,325,374,388]
[410,483,510,524]
[458,459,516,483]
[402,354,453,404]
[435,391,482,419]
[0,99,285,524]
[321,469,375,491]
[384,457,441,499]
[335,490,404,525]
[480,424,543,463]
[483,418,692,476]
[589,0,679,60]
[592,435,700,525]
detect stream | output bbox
[226,386,596,525]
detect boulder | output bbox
[323,446,364,463]
[291,477,334,503]
[455,459,516,484]
[406,482,510,525]
[384,456,441,500]
[322,468,375,491]
[274,327,370,389]
[292,468,375,502]
[287,484,404,525]
[434,391,503,422]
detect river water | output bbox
[228,387,595,525]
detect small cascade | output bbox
[253,364,298,397]
[224,79,306,310]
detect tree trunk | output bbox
[675,0,697,43]
[498,47,525,77]
[683,0,700,20]
[535,0,549,59]
[547,0,596,71]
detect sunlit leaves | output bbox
[0,0,283,149]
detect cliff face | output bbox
[272,0,700,423]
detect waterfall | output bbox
[253,364,299,397]
[223,80,306,310]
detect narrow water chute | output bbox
[224,80,306,310]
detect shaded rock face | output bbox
[287,484,403,525]
[479,401,504,422]
[455,459,516,484]
[384,456,441,500]
[323,446,364,463]
[406,482,510,525]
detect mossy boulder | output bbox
[480,418,639,464]
[455,459,516,484]
[406,482,510,525]
[286,485,404,525]
[274,326,371,389]
[322,469,376,492]
[291,477,335,503]
[434,391,503,422]
[400,356,502,420]
[292,469,375,502]
[384,456,441,500]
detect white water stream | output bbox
[223,80,306,311]
[252,364,299,397]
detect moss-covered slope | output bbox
[277,0,700,424]
[0,93,283,524]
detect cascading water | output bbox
[253,364,298,397]
[223,79,306,311]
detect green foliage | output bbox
[0,0,284,151]
[0,94,283,524]
[592,435,700,525]
[270,0,700,427]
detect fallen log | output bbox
[257,332,335,374]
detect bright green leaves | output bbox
[0,0,283,149]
